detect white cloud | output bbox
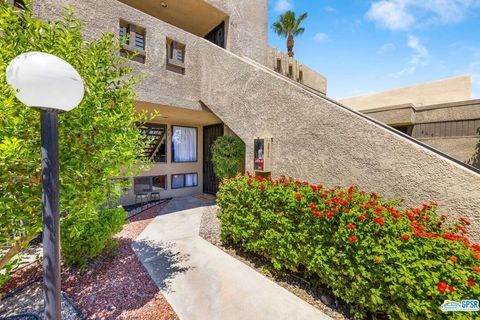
[367,0,480,31]
[378,43,396,54]
[274,0,293,13]
[391,35,430,77]
[314,32,329,42]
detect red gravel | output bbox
[1,202,178,320]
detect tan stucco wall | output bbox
[415,100,480,123]
[363,104,416,126]
[267,46,327,94]
[340,76,472,111]
[206,0,269,66]
[197,44,480,241]
[418,137,480,166]
[33,0,269,109]
[33,0,480,241]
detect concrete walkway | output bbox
[133,196,331,320]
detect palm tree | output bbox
[272,10,308,58]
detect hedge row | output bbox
[216,174,480,319]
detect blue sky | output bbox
[268,0,480,99]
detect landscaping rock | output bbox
[320,293,334,307]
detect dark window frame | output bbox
[133,175,168,194]
[152,175,168,191]
[119,19,146,64]
[133,176,152,194]
[171,125,198,163]
[171,173,199,189]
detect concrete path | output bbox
[133,196,331,320]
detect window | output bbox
[119,20,146,64]
[288,65,293,78]
[298,70,303,82]
[172,173,198,189]
[133,175,167,194]
[276,59,282,73]
[140,124,166,163]
[133,176,151,194]
[152,175,167,191]
[172,126,197,162]
[166,38,186,74]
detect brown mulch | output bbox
[1,202,178,320]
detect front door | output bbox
[203,124,224,194]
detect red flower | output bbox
[348,186,356,194]
[402,234,410,241]
[460,217,471,226]
[345,208,350,213]
[358,214,367,221]
[320,193,328,198]
[443,232,456,241]
[260,184,265,190]
[467,280,475,287]
[448,286,455,293]
[313,211,320,219]
[473,267,480,273]
[346,223,356,230]
[373,218,385,226]
[327,211,335,219]
[449,257,458,263]
[406,212,415,221]
[247,179,252,185]
[295,194,302,201]
[437,282,448,293]
[472,245,480,252]
[348,235,357,243]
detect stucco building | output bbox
[339,76,480,169]
[30,0,480,240]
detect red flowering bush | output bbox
[217,174,480,319]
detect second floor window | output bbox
[119,20,146,63]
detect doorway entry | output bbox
[203,123,224,194]
[204,21,225,48]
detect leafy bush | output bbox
[211,135,245,179]
[0,2,148,279]
[217,175,480,319]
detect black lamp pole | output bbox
[40,110,61,319]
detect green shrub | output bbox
[0,2,148,280]
[211,135,245,180]
[217,175,480,319]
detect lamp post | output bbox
[6,52,85,319]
